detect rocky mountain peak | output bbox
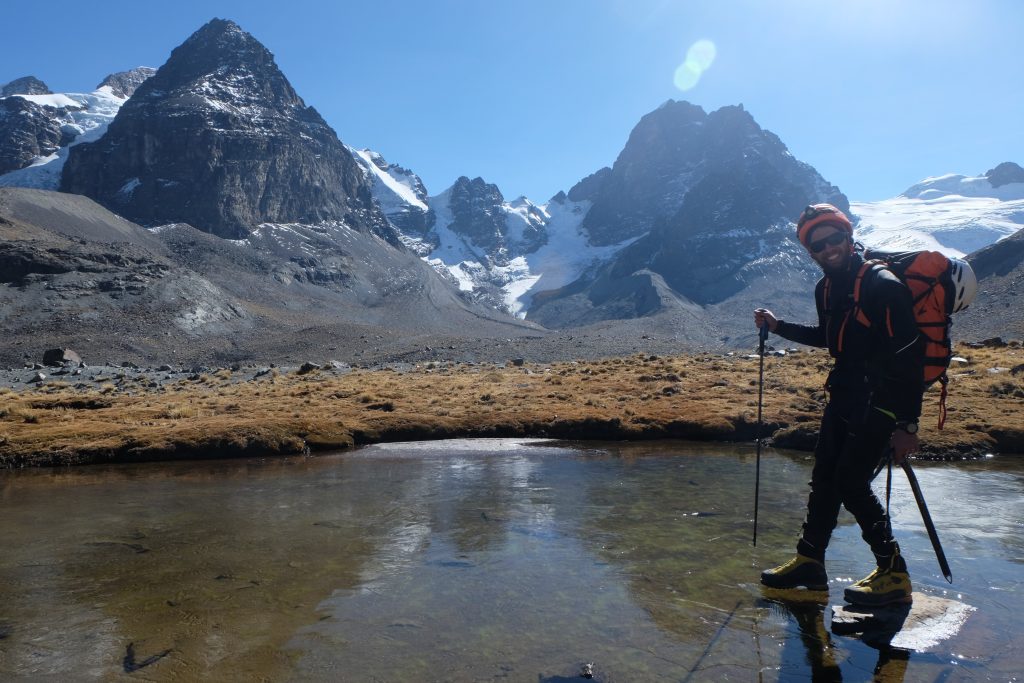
[96,67,157,99]
[447,176,508,254]
[578,99,802,246]
[529,99,848,328]
[451,175,504,204]
[60,18,390,241]
[1,76,51,97]
[985,161,1024,188]
[138,18,301,111]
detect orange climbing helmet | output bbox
[796,203,853,247]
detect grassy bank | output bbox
[1,344,1021,468]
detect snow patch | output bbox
[902,173,1024,202]
[117,177,141,197]
[9,93,84,109]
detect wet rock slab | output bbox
[831,592,974,651]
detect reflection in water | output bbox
[0,440,1021,680]
[761,594,844,682]
[761,592,912,682]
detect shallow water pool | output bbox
[1,439,1021,681]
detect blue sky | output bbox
[4,0,1022,203]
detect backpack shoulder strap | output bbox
[852,260,884,326]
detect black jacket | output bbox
[775,253,925,422]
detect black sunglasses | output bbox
[808,232,848,253]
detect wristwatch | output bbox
[896,421,919,434]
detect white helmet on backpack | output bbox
[949,258,978,312]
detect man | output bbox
[754,203,923,606]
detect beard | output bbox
[815,248,852,276]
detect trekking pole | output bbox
[901,459,954,583]
[753,322,769,546]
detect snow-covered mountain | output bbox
[852,163,1024,257]
[422,187,638,317]
[0,69,154,188]
[351,150,641,317]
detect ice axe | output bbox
[873,451,953,583]
[902,459,954,583]
[753,321,769,546]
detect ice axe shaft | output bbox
[901,459,953,583]
[753,322,769,546]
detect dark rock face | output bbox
[574,101,847,247]
[448,176,509,254]
[566,167,611,203]
[388,201,435,237]
[0,97,69,174]
[577,101,707,245]
[985,162,1024,188]
[968,225,1024,280]
[1,76,51,97]
[618,155,824,305]
[441,176,547,263]
[96,67,157,98]
[60,18,391,241]
[0,239,169,287]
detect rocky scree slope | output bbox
[959,225,1024,341]
[0,187,247,367]
[0,187,539,368]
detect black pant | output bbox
[797,398,897,562]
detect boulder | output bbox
[42,348,82,367]
[297,362,321,375]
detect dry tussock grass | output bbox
[1,344,1021,467]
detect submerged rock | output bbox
[831,592,975,651]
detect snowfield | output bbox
[852,173,1024,257]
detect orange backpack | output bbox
[850,250,959,428]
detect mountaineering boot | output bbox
[844,549,912,606]
[761,554,828,591]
